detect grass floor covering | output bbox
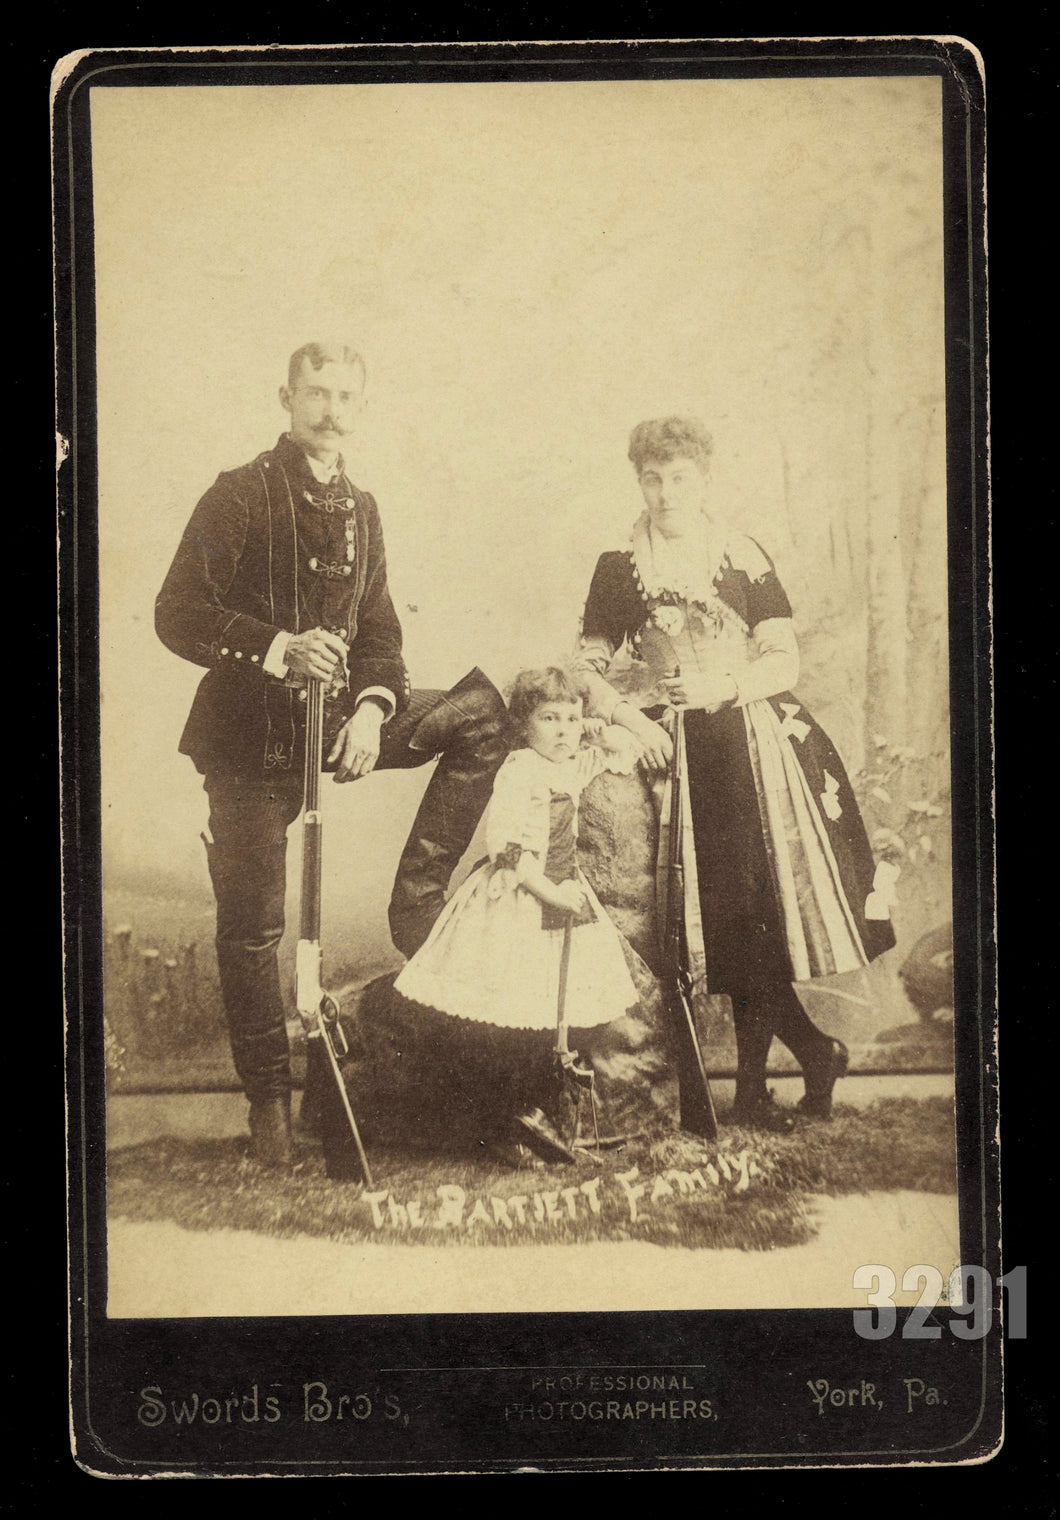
[108,1095,956,1254]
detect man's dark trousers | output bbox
[204,669,508,1101]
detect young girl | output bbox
[393,667,641,1164]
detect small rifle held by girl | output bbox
[554,915,601,1152]
[296,667,374,1187]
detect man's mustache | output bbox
[314,419,348,434]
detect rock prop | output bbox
[897,921,954,1023]
[334,953,677,1153]
[576,768,661,969]
[579,767,736,1051]
[580,949,678,1135]
[860,921,954,1062]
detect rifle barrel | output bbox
[297,673,376,1185]
[665,703,718,1139]
[318,1015,375,1189]
[304,678,323,813]
[301,679,324,941]
[670,706,684,832]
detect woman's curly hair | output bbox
[628,416,713,474]
[506,666,587,745]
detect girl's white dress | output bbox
[394,743,640,1031]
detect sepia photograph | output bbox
[59,39,996,1472]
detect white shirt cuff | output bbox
[263,631,292,678]
[355,686,396,719]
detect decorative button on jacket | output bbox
[155,433,409,775]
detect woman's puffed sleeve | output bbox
[581,553,636,649]
[723,537,799,704]
[483,753,540,863]
[731,536,794,628]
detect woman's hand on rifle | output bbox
[611,701,673,774]
[660,671,739,714]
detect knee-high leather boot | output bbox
[205,837,294,1166]
[388,667,508,957]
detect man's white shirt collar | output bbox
[295,441,345,484]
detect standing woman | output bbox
[574,417,896,1131]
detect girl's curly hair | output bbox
[628,416,713,474]
[506,666,587,745]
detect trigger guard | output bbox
[321,995,348,1056]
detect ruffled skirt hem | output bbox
[393,863,640,1030]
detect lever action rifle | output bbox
[296,672,374,1186]
[664,701,718,1138]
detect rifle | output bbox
[296,672,374,1187]
[553,915,600,1153]
[664,702,719,1138]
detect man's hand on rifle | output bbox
[329,701,384,782]
[286,627,349,684]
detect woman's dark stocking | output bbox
[730,986,774,1109]
[768,978,835,1073]
[730,973,846,1125]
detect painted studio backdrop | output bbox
[92,77,950,1078]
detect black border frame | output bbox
[57,37,996,1475]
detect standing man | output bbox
[156,341,507,1169]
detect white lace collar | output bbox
[628,511,730,606]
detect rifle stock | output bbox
[297,674,374,1187]
[665,707,719,1139]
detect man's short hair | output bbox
[287,341,366,391]
[628,416,713,474]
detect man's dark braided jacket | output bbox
[154,431,508,1140]
[155,432,411,778]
